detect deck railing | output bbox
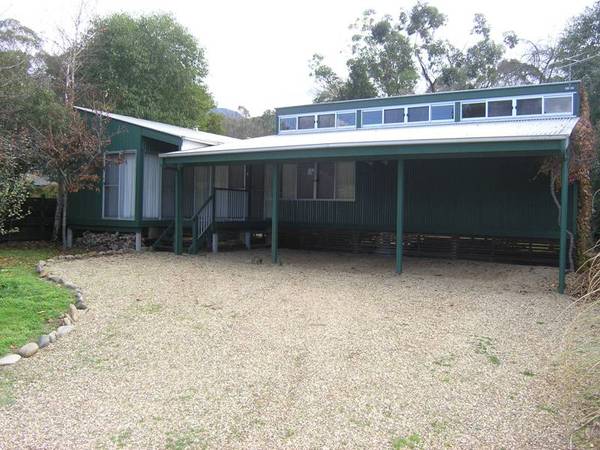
[215,188,248,222]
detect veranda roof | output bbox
[76,107,239,149]
[159,117,578,163]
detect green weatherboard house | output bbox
[70,81,581,293]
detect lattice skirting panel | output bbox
[278,228,560,266]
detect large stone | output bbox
[62,315,72,326]
[0,354,21,366]
[56,325,74,338]
[63,282,78,291]
[36,262,45,273]
[38,335,50,348]
[18,342,39,358]
[47,275,63,284]
[68,304,78,322]
[48,331,57,343]
[75,301,87,310]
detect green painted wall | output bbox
[279,157,574,239]
[67,116,179,230]
[68,119,141,229]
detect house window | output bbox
[384,108,405,124]
[286,162,355,201]
[279,117,296,131]
[431,104,454,121]
[228,165,246,190]
[336,112,356,127]
[335,161,355,200]
[488,100,513,117]
[407,106,429,122]
[461,102,486,119]
[516,98,542,116]
[317,113,335,128]
[298,115,315,129]
[281,164,297,200]
[544,96,572,114]
[362,110,382,126]
[316,162,335,199]
[103,152,136,219]
[297,162,315,199]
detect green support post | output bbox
[210,165,216,250]
[271,163,280,264]
[558,146,570,294]
[174,166,183,255]
[396,159,405,273]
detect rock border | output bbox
[0,249,132,367]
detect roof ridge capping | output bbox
[275,80,581,112]
[75,106,239,146]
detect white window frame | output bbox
[361,102,455,129]
[361,108,384,127]
[543,93,574,116]
[283,161,356,202]
[460,92,575,121]
[278,110,358,134]
[335,110,357,128]
[102,150,137,220]
[278,116,298,132]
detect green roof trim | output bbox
[161,139,564,166]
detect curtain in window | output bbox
[335,162,355,200]
[281,164,297,200]
[104,155,119,218]
[143,153,160,218]
[118,153,136,219]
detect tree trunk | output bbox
[61,190,68,250]
[577,173,593,266]
[52,180,64,241]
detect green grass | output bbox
[392,433,422,449]
[0,244,73,356]
[474,335,501,366]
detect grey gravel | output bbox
[0,250,576,449]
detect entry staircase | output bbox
[152,195,214,254]
[152,188,250,253]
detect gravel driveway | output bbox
[0,250,574,449]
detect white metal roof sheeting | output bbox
[160,117,578,158]
[75,107,239,147]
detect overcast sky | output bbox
[2,0,593,115]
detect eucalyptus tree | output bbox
[78,13,221,132]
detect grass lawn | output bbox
[0,243,74,356]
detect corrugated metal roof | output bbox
[160,117,578,158]
[75,107,239,147]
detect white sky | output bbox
[2,0,593,115]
